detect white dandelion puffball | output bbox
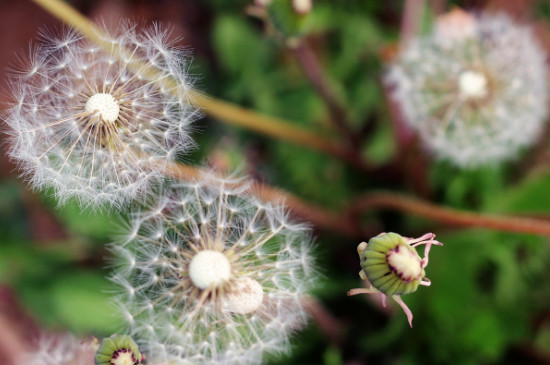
[110,177,317,365]
[19,334,96,365]
[386,10,548,167]
[5,23,198,208]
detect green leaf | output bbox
[212,15,271,74]
[49,272,121,334]
[484,172,550,213]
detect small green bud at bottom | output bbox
[95,335,143,365]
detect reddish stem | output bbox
[400,0,425,48]
[292,40,360,147]
[302,296,343,345]
[164,163,367,238]
[351,192,550,236]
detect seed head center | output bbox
[386,245,422,281]
[189,250,232,290]
[85,93,120,123]
[110,349,136,365]
[458,70,488,99]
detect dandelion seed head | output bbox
[386,11,548,167]
[111,176,317,364]
[5,22,198,208]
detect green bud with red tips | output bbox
[349,232,443,327]
[94,335,143,365]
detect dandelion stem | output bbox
[0,308,29,363]
[400,0,425,48]
[429,0,446,15]
[351,192,550,237]
[302,296,343,345]
[188,90,345,158]
[291,40,359,147]
[164,162,364,238]
[31,0,369,170]
[32,0,104,43]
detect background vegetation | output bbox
[2,0,550,364]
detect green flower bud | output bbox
[94,335,143,365]
[349,232,442,327]
[359,232,425,296]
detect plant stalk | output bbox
[352,192,550,237]
[292,40,359,147]
[164,162,364,238]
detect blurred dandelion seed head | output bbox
[110,177,317,364]
[387,11,548,167]
[434,8,477,44]
[20,334,98,365]
[292,0,313,15]
[5,22,198,208]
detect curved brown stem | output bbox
[164,162,366,238]
[351,192,550,236]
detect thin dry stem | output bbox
[0,312,29,363]
[400,0,425,48]
[351,192,550,237]
[429,0,446,15]
[189,90,344,157]
[302,296,343,345]
[164,162,363,238]
[292,40,359,146]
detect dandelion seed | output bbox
[348,232,442,328]
[5,22,198,208]
[386,10,548,167]
[110,176,317,364]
